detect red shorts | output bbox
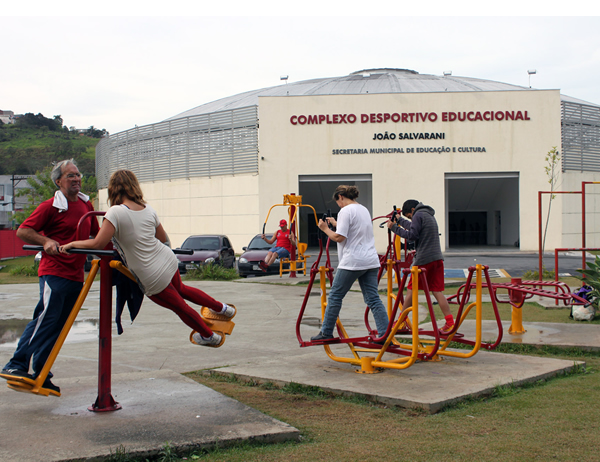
[407,259,445,292]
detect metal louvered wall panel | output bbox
[562,101,600,172]
[96,106,259,188]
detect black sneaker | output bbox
[311,332,334,342]
[1,368,32,380]
[42,378,60,394]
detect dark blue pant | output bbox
[321,267,389,337]
[4,275,82,378]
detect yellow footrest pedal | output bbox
[3,375,60,397]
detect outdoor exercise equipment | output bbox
[391,264,593,360]
[3,211,235,411]
[537,181,600,282]
[294,199,595,374]
[262,194,315,278]
[447,276,591,335]
[295,204,540,371]
[109,260,235,345]
[370,209,500,362]
[295,208,429,373]
[2,254,102,397]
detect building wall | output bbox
[561,171,600,249]
[98,173,260,252]
[95,89,588,255]
[258,90,562,252]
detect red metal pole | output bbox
[582,181,587,273]
[89,256,121,412]
[554,249,559,306]
[538,191,543,281]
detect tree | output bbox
[13,166,98,226]
[16,113,62,131]
[85,126,108,138]
[541,146,561,268]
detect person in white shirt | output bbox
[311,185,389,343]
[60,169,235,347]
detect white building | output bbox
[0,110,15,125]
[0,175,33,229]
[96,68,600,253]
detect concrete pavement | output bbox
[0,273,597,461]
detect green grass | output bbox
[183,263,240,281]
[104,353,600,461]
[0,255,104,284]
[0,255,38,283]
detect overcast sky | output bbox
[3,4,599,134]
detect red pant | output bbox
[407,259,445,292]
[148,271,221,337]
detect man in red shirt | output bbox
[259,219,296,272]
[1,159,99,395]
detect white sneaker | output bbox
[209,303,236,318]
[220,303,236,318]
[192,332,222,346]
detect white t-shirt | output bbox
[335,203,380,271]
[104,204,178,296]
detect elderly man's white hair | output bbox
[50,159,77,187]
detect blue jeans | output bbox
[4,275,82,378]
[268,246,290,258]
[321,267,389,337]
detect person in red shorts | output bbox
[1,159,100,394]
[259,219,296,272]
[387,199,455,335]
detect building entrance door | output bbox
[445,172,519,249]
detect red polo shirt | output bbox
[20,198,100,282]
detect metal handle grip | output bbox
[23,245,117,256]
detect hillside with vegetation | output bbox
[0,113,105,176]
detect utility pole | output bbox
[11,174,29,229]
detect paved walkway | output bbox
[0,276,597,461]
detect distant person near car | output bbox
[259,219,296,272]
[387,199,455,335]
[1,159,100,395]
[59,169,236,348]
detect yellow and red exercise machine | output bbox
[295,207,527,373]
[1,211,235,411]
[262,194,314,278]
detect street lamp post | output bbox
[527,69,537,88]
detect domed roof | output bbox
[165,68,597,121]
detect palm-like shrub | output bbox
[575,255,600,308]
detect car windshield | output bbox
[247,235,273,250]
[182,237,220,250]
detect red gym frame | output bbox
[15,211,227,410]
[294,207,592,374]
[538,181,600,283]
[77,211,122,411]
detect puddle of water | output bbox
[0,319,99,348]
